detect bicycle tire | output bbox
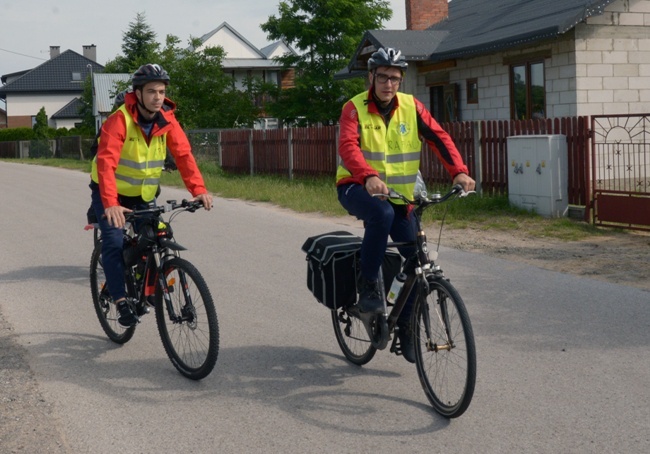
[89,242,136,344]
[154,258,219,380]
[413,277,476,418]
[93,227,101,248]
[331,307,377,365]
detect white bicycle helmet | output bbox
[367,47,408,71]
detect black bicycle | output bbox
[89,199,219,380]
[327,185,476,418]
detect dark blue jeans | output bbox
[90,186,151,302]
[337,183,417,322]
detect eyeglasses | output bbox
[374,73,402,85]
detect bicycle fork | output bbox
[151,251,196,326]
[420,277,455,353]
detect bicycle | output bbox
[89,199,219,380]
[318,184,476,418]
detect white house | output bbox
[195,22,296,93]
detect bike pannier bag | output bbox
[301,231,361,310]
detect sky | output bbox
[0,0,407,78]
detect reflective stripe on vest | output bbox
[91,105,167,202]
[336,92,422,202]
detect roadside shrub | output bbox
[0,127,35,142]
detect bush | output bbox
[0,127,35,142]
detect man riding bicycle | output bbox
[336,47,475,363]
[89,63,213,328]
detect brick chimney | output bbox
[406,0,449,30]
[50,46,60,59]
[83,44,97,62]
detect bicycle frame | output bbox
[368,184,468,348]
[122,201,196,321]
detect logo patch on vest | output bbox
[398,123,410,135]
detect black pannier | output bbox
[302,231,361,310]
[302,231,404,310]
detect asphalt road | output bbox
[0,162,648,453]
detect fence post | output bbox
[288,128,294,180]
[217,130,223,167]
[473,121,482,194]
[249,129,254,176]
[335,124,341,167]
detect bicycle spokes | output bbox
[415,279,476,418]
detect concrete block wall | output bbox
[417,36,578,121]
[575,0,650,116]
[413,0,650,121]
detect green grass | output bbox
[3,157,610,241]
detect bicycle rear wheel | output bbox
[413,277,476,418]
[331,307,377,365]
[90,243,136,344]
[154,258,219,380]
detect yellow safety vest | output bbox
[91,105,167,202]
[337,92,422,202]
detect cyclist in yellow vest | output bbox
[336,47,475,363]
[89,64,213,328]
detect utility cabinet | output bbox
[507,135,568,218]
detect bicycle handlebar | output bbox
[373,184,471,206]
[124,199,204,220]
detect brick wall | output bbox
[7,116,33,129]
[405,0,448,30]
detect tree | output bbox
[85,13,272,131]
[261,0,392,125]
[78,77,98,135]
[32,107,48,139]
[103,12,160,73]
[159,36,273,129]
[30,107,51,158]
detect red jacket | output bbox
[95,92,207,208]
[337,90,469,187]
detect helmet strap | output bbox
[134,88,157,117]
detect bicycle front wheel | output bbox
[89,243,136,344]
[154,258,219,380]
[331,307,377,365]
[413,277,476,418]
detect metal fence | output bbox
[0,136,95,159]
[590,113,650,231]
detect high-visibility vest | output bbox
[336,92,422,202]
[91,105,167,202]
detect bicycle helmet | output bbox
[132,63,170,89]
[367,47,408,72]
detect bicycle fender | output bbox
[160,238,187,251]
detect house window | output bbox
[429,84,459,122]
[510,61,545,120]
[71,72,82,81]
[466,78,478,104]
